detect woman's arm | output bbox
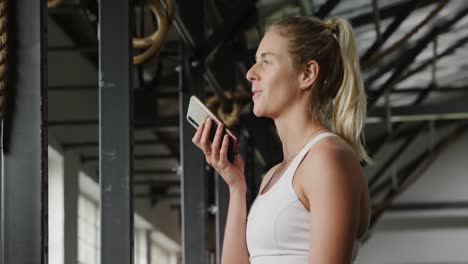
[301,142,363,264]
[221,184,250,264]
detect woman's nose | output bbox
[246,64,258,82]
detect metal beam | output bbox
[81,153,176,162]
[370,122,468,222]
[360,0,419,63]
[376,216,468,232]
[388,201,468,212]
[48,116,179,128]
[49,3,98,66]
[178,0,208,262]
[63,139,167,149]
[195,0,256,61]
[368,123,425,189]
[315,0,341,19]
[134,169,178,175]
[48,45,97,52]
[133,179,180,185]
[215,173,229,264]
[367,5,468,110]
[98,0,133,263]
[1,0,47,262]
[399,35,468,83]
[48,84,97,91]
[375,85,468,94]
[349,0,439,27]
[368,98,468,123]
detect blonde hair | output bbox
[270,16,371,163]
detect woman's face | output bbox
[246,29,304,118]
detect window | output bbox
[48,146,64,264]
[78,193,100,264]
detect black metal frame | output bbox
[98,0,134,263]
[1,0,47,262]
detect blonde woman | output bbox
[192,16,371,264]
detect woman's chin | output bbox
[253,106,267,118]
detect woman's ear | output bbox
[299,60,319,90]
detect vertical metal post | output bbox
[1,0,47,262]
[98,0,133,263]
[215,173,229,263]
[64,151,79,264]
[178,0,207,263]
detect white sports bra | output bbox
[246,132,362,264]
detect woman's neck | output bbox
[274,108,328,162]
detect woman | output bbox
[192,16,371,264]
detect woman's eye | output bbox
[262,60,270,65]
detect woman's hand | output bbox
[192,119,246,191]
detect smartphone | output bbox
[186,95,239,163]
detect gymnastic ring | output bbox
[133,0,174,64]
[47,0,63,8]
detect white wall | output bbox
[356,127,468,263]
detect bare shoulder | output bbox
[304,135,362,175]
[296,135,365,202]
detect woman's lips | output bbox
[252,91,262,100]
[252,89,262,99]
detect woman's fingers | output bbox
[191,121,205,145]
[200,119,213,153]
[218,135,229,166]
[211,124,224,160]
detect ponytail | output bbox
[330,18,371,163]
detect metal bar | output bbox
[133,193,180,199]
[63,139,166,149]
[388,201,468,212]
[399,35,468,83]
[374,122,468,199]
[196,1,256,61]
[134,169,178,174]
[48,45,97,52]
[1,0,47,262]
[299,0,314,16]
[368,98,468,122]
[81,153,176,162]
[98,0,133,263]
[63,152,79,264]
[133,180,180,185]
[48,119,98,126]
[360,0,418,62]
[349,0,438,27]
[375,216,468,232]
[48,116,179,127]
[178,0,208,262]
[389,86,468,94]
[367,6,468,110]
[370,122,468,226]
[315,0,340,19]
[368,123,425,190]
[48,84,97,91]
[413,82,436,105]
[215,173,229,264]
[371,0,381,42]
[133,175,180,181]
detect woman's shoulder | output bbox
[309,133,359,164]
[297,134,364,193]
